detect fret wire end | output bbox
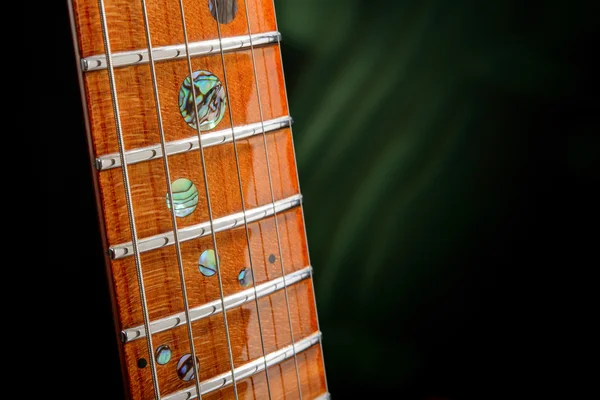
[108,247,118,260]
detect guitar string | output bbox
[268,0,331,392]
[96,0,161,398]
[139,0,203,397]
[239,0,307,397]
[210,0,274,398]
[176,0,239,398]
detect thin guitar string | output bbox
[96,0,161,398]
[139,0,203,397]
[176,0,239,398]
[239,0,305,398]
[268,0,331,392]
[210,0,274,398]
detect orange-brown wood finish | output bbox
[203,347,326,400]
[69,0,327,399]
[125,280,325,399]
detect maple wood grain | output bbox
[70,0,326,399]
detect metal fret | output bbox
[121,266,313,342]
[163,332,322,400]
[109,194,303,259]
[81,31,281,72]
[95,116,292,171]
[314,394,331,400]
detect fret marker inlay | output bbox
[176,354,199,382]
[179,71,227,131]
[166,178,199,218]
[198,249,217,277]
[238,268,252,287]
[156,345,172,365]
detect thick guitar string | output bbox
[266,0,331,392]
[238,0,305,398]
[96,0,162,398]
[139,0,203,397]
[176,0,239,398]
[210,1,273,398]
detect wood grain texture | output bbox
[70,0,327,399]
[87,47,291,245]
[125,279,321,399]
[84,48,287,156]
[73,0,276,58]
[113,207,309,328]
[202,346,327,400]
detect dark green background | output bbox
[274,0,597,398]
[45,0,597,398]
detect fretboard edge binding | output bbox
[82,31,281,72]
[95,116,293,171]
[109,194,303,259]
[121,266,313,343]
[163,331,322,400]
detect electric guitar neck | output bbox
[67,0,329,398]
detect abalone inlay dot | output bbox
[179,70,227,131]
[209,0,238,24]
[238,268,252,287]
[177,354,200,382]
[156,345,172,365]
[166,178,199,218]
[198,249,217,277]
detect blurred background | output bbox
[274,0,597,398]
[45,0,597,398]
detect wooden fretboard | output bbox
[67,0,328,399]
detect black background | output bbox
[41,1,598,398]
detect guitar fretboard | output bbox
[68,0,328,399]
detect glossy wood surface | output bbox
[201,347,327,400]
[73,0,276,58]
[114,207,309,328]
[125,279,322,399]
[87,47,291,245]
[69,0,326,398]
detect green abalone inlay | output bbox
[178,70,227,131]
[198,249,217,277]
[166,178,199,218]
[156,345,172,365]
